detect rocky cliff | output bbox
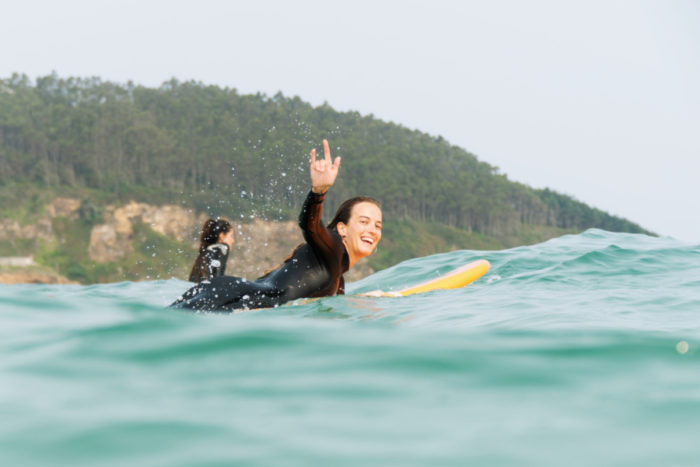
[87,201,208,263]
[0,197,373,284]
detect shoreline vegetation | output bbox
[0,73,651,284]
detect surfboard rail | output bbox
[396,259,490,296]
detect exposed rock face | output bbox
[141,204,203,242]
[2,196,374,284]
[88,202,207,262]
[0,197,80,244]
[105,201,205,241]
[88,223,132,263]
[229,219,304,279]
[46,197,80,219]
[0,218,53,242]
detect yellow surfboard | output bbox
[302,259,490,300]
[394,259,490,297]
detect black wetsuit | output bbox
[188,243,230,283]
[170,191,349,311]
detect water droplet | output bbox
[677,341,689,354]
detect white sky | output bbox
[2,0,699,241]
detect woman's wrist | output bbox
[312,185,330,194]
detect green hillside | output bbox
[0,73,652,282]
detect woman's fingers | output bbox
[310,148,316,166]
[323,139,331,163]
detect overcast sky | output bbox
[2,0,699,241]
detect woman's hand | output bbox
[310,139,341,194]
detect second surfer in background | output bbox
[171,139,383,311]
[188,218,235,283]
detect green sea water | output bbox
[2,229,699,466]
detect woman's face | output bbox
[218,230,235,249]
[337,202,382,260]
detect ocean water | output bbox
[2,229,700,466]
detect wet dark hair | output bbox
[327,196,381,232]
[198,218,232,253]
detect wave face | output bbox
[2,229,700,466]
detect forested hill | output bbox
[0,73,650,241]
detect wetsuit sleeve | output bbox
[297,190,348,296]
[298,190,341,267]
